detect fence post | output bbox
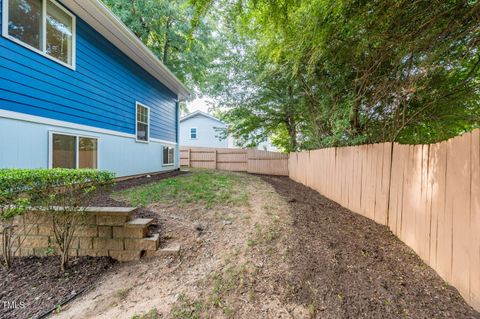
[188,148,191,167]
[214,150,217,169]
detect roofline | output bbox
[60,0,190,100]
[180,111,226,125]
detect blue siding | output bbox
[0,117,180,176]
[0,0,178,142]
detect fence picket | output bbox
[287,129,480,311]
[180,147,288,176]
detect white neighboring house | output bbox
[179,110,278,151]
[180,111,231,148]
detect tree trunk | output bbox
[285,86,298,151]
[2,225,13,268]
[350,100,362,135]
[286,115,297,152]
[61,250,68,272]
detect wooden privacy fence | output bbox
[289,129,480,311]
[180,147,289,176]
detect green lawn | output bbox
[112,169,249,208]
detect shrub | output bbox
[0,169,115,270]
[0,169,42,268]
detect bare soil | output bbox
[55,172,479,319]
[261,175,480,319]
[53,172,292,319]
[0,256,115,319]
[0,171,184,319]
[6,171,478,319]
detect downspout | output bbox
[175,98,180,170]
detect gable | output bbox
[180,114,227,128]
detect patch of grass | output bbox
[246,222,280,248]
[116,287,132,300]
[171,294,205,319]
[308,303,317,317]
[246,238,258,247]
[131,308,159,319]
[171,264,254,318]
[208,264,252,317]
[211,264,249,298]
[113,169,249,208]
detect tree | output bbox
[102,0,225,104]
[193,0,480,150]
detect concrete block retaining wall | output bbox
[1,207,159,262]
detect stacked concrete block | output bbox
[4,207,160,262]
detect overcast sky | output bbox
[186,97,211,114]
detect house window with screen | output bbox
[136,103,149,142]
[5,0,76,67]
[190,128,197,139]
[163,146,174,165]
[51,133,98,169]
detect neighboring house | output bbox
[179,111,229,148]
[0,0,189,177]
[179,111,278,151]
[256,139,278,152]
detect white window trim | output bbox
[190,127,198,140]
[48,131,99,169]
[135,102,151,143]
[2,0,77,70]
[162,145,175,166]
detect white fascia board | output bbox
[60,0,190,100]
[180,110,226,125]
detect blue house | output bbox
[0,0,189,177]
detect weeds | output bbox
[131,308,159,319]
[116,287,132,300]
[171,264,254,318]
[171,294,205,319]
[246,222,280,247]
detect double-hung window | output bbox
[163,146,174,166]
[51,133,98,169]
[136,103,150,142]
[190,128,197,139]
[3,0,76,68]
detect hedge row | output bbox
[1,169,116,269]
[0,169,115,219]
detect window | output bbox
[79,137,98,169]
[52,133,76,169]
[3,0,76,68]
[51,133,98,169]
[163,146,174,165]
[190,128,197,139]
[136,103,149,142]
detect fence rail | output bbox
[288,129,480,311]
[180,147,289,176]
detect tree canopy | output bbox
[105,0,480,151]
[102,0,223,100]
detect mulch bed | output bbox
[0,170,186,319]
[261,176,480,319]
[0,256,115,319]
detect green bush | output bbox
[0,169,115,270]
[0,168,114,199]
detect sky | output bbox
[185,97,212,114]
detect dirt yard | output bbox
[43,170,480,319]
